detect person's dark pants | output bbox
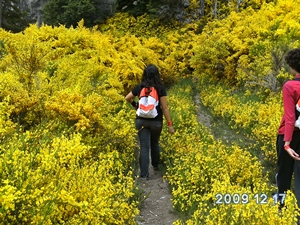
[135,118,162,178]
[276,130,300,208]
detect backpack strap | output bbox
[293,78,300,118]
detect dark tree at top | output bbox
[42,0,116,28]
[0,0,31,32]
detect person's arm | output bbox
[283,84,296,142]
[283,142,300,160]
[282,84,300,160]
[160,96,175,134]
[125,92,137,109]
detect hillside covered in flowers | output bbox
[1,0,300,224]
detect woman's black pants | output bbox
[276,130,300,207]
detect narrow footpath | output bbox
[135,166,179,225]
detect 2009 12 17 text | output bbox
[215,193,273,204]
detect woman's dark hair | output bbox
[285,48,300,73]
[141,64,164,91]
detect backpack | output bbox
[136,86,159,118]
[294,78,300,128]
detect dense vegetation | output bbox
[1,0,300,224]
[0,0,32,32]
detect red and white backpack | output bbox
[136,87,159,118]
[295,98,300,128]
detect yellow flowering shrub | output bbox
[100,13,168,38]
[191,0,300,87]
[199,83,282,162]
[100,12,199,82]
[0,96,15,136]
[0,22,145,223]
[0,122,138,224]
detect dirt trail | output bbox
[135,166,180,225]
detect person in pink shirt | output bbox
[275,48,300,210]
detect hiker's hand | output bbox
[168,125,175,134]
[286,148,300,160]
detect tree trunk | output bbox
[200,0,205,17]
[213,0,217,18]
[236,0,242,11]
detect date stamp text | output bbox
[214,193,272,204]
